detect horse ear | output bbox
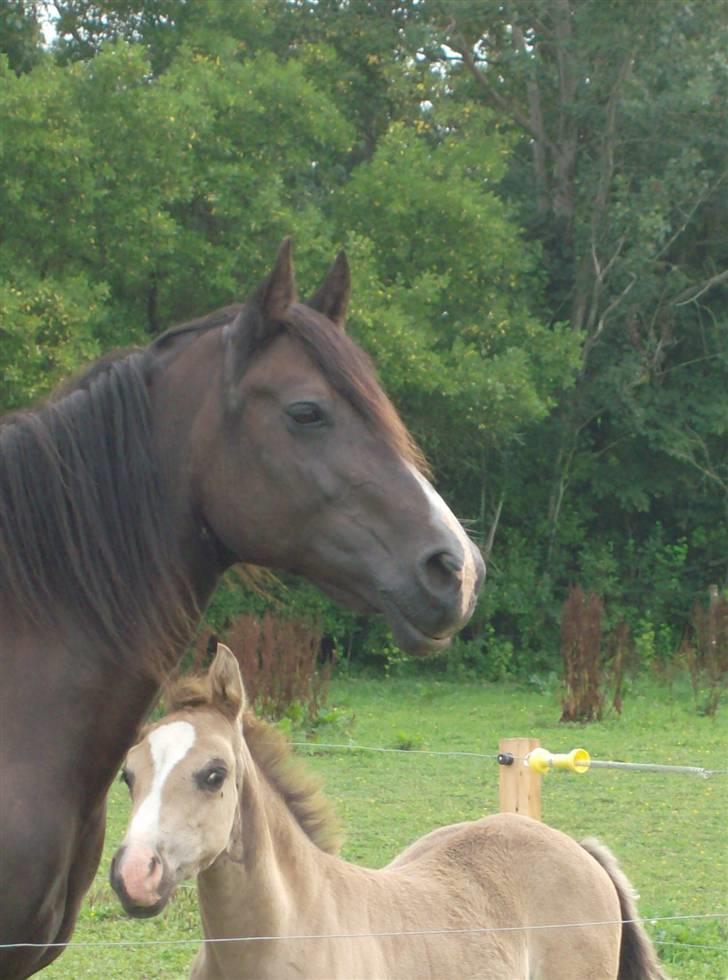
[209,644,246,722]
[224,239,297,395]
[308,250,351,331]
[250,237,297,326]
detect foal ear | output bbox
[209,644,246,722]
[308,250,351,331]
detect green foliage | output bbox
[438,629,514,683]
[0,0,44,73]
[339,118,580,453]
[1,0,725,678]
[0,38,354,407]
[0,270,103,408]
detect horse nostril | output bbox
[438,552,463,576]
[148,855,160,874]
[109,847,123,882]
[421,549,463,594]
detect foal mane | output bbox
[243,713,343,855]
[0,351,195,674]
[166,674,342,855]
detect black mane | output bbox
[0,350,193,671]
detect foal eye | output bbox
[286,401,325,427]
[120,768,134,791]
[198,767,227,792]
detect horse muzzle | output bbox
[109,844,174,918]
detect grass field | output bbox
[44,674,727,979]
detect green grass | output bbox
[44,675,727,979]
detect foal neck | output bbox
[195,729,338,960]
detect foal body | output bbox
[112,648,667,980]
[194,812,621,980]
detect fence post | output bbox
[498,737,542,820]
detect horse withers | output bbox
[110,645,669,980]
[0,242,484,977]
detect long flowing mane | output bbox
[0,351,194,671]
[166,673,342,855]
[0,294,423,672]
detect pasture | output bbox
[44,675,727,979]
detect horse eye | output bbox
[199,767,227,792]
[120,768,134,791]
[286,402,325,427]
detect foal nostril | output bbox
[148,854,160,874]
[421,549,463,594]
[109,847,124,884]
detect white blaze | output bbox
[127,720,196,844]
[410,466,478,616]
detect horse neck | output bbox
[195,746,334,959]
[4,616,161,806]
[149,332,232,606]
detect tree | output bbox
[410,0,728,649]
[0,37,354,406]
[0,0,44,73]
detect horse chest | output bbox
[0,796,105,978]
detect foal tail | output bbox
[580,838,670,980]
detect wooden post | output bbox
[498,737,542,820]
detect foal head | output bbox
[110,646,245,917]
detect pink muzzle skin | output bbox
[113,843,164,907]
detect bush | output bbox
[684,588,728,716]
[195,612,335,724]
[560,586,605,723]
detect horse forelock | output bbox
[159,297,428,473]
[282,303,428,473]
[0,351,195,677]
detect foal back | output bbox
[381,812,623,980]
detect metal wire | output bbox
[2,912,726,951]
[291,741,727,778]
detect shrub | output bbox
[195,612,335,724]
[560,586,604,722]
[685,587,728,716]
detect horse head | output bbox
[151,241,485,654]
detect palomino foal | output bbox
[111,646,668,980]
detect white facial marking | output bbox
[410,466,477,615]
[127,720,196,844]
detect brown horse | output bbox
[111,645,668,980]
[0,242,484,978]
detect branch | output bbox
[443,29,556,152]
[591,53,635,231]
[580,272,637,373]
[661,430,728,494]
[672,268,728,307]
[482,493,504,563]
[652,170,728,265]
[512,21,548,211]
